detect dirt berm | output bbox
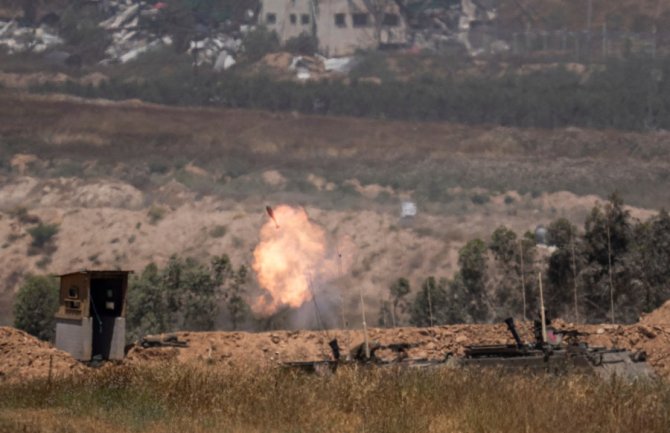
[0,327,84,383]
[126,303,670,379]
[3,301,670,382]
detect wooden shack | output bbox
[54,270,131,361]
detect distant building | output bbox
[259,0,408,56]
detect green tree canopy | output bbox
[13,275,59,341]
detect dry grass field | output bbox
[0,363,669,433]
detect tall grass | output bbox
[1,363,669,433]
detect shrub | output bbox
[209,225,227,238]
[241,27,280,63]
[13,275,59,341]
[147,206,166,225]
[471,193,490,205]
[27,223,59,249]
[284,33,318,55]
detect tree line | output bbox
[380,194,670,327]
[37,54,670,131]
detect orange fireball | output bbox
[252,205,330,316]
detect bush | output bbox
[471,194,490,205]
[209,225,227,238]
[59,5,111,62]
[284,33,318,55]
[147,206,166,225]
[241,27,279,63]
[13,275,59,341]
[27,223,59,249]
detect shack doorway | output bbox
[90,277,124,359]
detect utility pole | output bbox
[570,234,579,322]
[606,224,615,323]
[337,250,347,330]
[427,283,434,327]
[519,240,527,321]
[538,272,547,344]
[359,287,370,359]
[586,0,593,62]
[602,22,608,59]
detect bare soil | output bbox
[3,301,670,383]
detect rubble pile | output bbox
[100,0,249,66]
[0,327,83,383]
[255,51,354,80]
[0,20,63,54]
[100,1,173,64]
[408,0,504,56]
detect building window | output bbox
[334,13,346,27]
[352,13,368,27]
[301,14,310,25]
[266,13,276,25]
[290,14,297,25]
[382,13,399,26]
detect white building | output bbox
[259,0,408,56]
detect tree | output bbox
[377,300,393,327]
[582,193,636,322]
[546,218,584,318]
[13,275,59,341]
[458,239,490,321]
[226,264,249,330]
[126,254,250,339]
[489,226,517,264]
[410,276,448,326]
[241,27,280,63]
[389,277,410,325]
[126,263,169,342]
[631,210,670,313]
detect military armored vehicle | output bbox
[460,318,654,379]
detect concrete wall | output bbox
[260,0,315,42]
[55,317,93,361]
[109,317,126,361]
[55,317,125,361]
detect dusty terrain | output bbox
[2,300,670,383]
[1,91,669,325]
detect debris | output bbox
[99,4,140,30]
[140,334,189,348]
[321,56,355,73]
[0,22,63,54]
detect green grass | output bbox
[0,364,668,433]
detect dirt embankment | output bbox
[127,301,670,379]
[3,302,670,383]
[0,327,83,383]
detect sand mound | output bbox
[125,323,527,368]
[124,320,670,379]
[0,327,83,383]
[641,301,670,326]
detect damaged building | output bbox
[260,0,408,56]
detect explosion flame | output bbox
[252,205,336,316]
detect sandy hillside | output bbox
[0,174,657,327]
